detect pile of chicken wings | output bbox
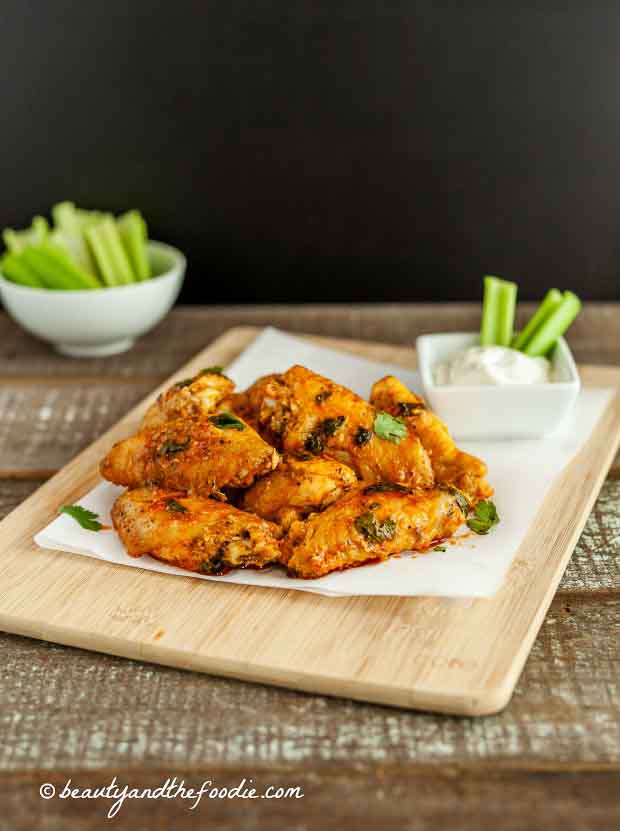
[101,364,492,579]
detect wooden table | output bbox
[1,304,618,830]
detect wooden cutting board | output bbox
[0,326,618,716]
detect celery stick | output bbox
[523,291,582,357]
[2,215,48,254]
[49,228,101,282]
[480,276,502,345]
[118,210,150,281]
[21,245,97,290]
[86,218,135,286]
[52,202,106,235]
[480,276,517,346]
[495,279,517,346]
[38,241,100,288]
[0,253,43,287]
[512,288,563,351]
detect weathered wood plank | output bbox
[0,382,153,476]
[1,767,618,831]
[0,303,618,380]
[0,596,617,769]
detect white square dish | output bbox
[416,332,581,440]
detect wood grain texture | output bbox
[1,303,618,380]
[0,596,618,771]
[1,766,618,831]
[0,327,618,716]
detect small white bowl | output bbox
[0,240,185,357]
[416,332,581,440]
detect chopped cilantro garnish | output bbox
[467,500,500,535]
[373,411,407,444]
[59,505,102,531]
[208,412,245,430]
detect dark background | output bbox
[1,1,619,303]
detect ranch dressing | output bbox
[435,345,550,386]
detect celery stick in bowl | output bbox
[0,241,185,357]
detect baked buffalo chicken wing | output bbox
[282,483,468,578]
[112,487,282,574]
[370,375,492,503]
[237,365,434,488]
[141,368,235,430]
[242,455,357,529]
[101,413,279,496]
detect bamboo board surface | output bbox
[0,326,618,716]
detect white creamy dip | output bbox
[435,345,550,386]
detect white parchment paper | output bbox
[35,327,614,598]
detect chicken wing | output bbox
[282,483,468,578]
[370,376,492,503]
[101,413,279,496]
[141,368,234,430]
[238,365,434,488]
[112,487,282,574]
[242,455,357,529]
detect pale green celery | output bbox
[495,279,517,346]
[523,292,582,357]
[49,228,101,282]
[86,217,135,286]
[0,253,44,287]
[2,215,48,254]
[512,288,563,351]
[52,202,106,235]
[22,242,99,289]
[118,210,150,281]
[480,276,517,346]
[480,276,502,345]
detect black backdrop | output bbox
[1,1,619,303]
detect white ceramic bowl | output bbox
[0,240,185,357]
[416,332,581,440]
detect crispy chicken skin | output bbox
[242,455,358,529]
[231,373,291,441]
[238,366,434,488]
[112,488,282,574]
[282,484,468,578]
[370,376,493,503]
[100,415,279,496]
[141,369,235,430]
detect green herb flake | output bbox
[433,545,447,552]
[159,438,191,455]
[467,500,500,535]
[201,366,224,375]
[59,505,102,532]
[208,412,245,431]
[304,416,346,454]
[363,482,411,495]
[174,377,194,389]
[354,512,397,543]
[166,498,187,513]
[373,411,408,444]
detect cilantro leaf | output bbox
[59,505,102,532]
[373,411,408,444]
[166,498,187,513]
[159,438,190,455]
[208,412,245,430]
[354,512,397,543]
[467,500,500,535]
[201,366,223,375]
